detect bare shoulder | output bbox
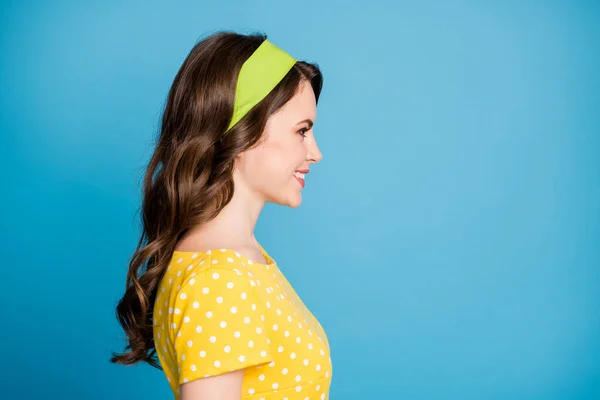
[180,369,244,400]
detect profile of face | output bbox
[234,79,323,208]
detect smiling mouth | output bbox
[293,172,305,188]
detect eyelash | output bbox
[298,127,310,137]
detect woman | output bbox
[111,31,332,400]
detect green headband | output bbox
[225,39,297,133]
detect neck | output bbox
[184,179,265,249]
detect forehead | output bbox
[275,80,317,122]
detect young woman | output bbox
[111,31,332,400]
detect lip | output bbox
[293,169,308,188]
[294,175,305,188]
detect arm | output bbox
[180,369,244,400]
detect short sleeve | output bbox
[170,266,273,384]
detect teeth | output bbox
[293,172,305,179]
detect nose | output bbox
[306,135,323,164]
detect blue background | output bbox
[1,0,599,399]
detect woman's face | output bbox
[235,80,323,208]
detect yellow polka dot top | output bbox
[152,244,332,400]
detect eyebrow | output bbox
[296,118,314,128]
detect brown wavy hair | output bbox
[109,30,323,369]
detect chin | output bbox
[288,198,302,208]
[273,193,302,208]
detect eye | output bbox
[297,127,310,138]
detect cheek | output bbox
[261,141,304,171]
[242,148,287,181]
[260,155,300,189]
[263,152,293,178]
[241,139,305,185]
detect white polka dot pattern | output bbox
[153,246,332,400]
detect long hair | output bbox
[110,30,323,369]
